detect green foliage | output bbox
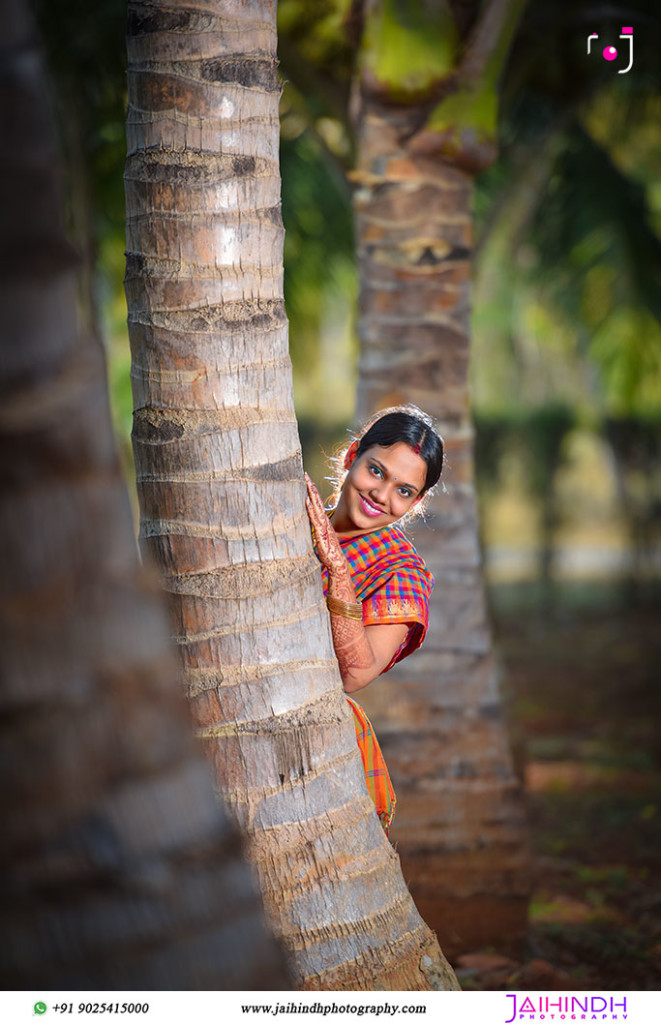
[474,0,661,419]
[33,0,127,247]
[361,0,458,101]
[427,85,498,144]
[474,114,661,417]
[523,124,661,415]
[605,415,661,473]
[590,308,661,415]
[604,415,661,563]
[523,404,575,499]
[32,0,131,454]
[278,0,355,69]
[537,125,661,314]
[277,0,355,133]
[473,414,513,493]
[479,0,530,93]
[475,405,575,503]
[280,123,355,373]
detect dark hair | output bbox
[354,405,443,496]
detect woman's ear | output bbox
[343,440,359,469]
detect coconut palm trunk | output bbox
[0,0,287,989]
[125,0,458,991]
[351,0,531,956]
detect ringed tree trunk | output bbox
[352,0,531,956]
[125,0,458,992]
[0,0,287,990]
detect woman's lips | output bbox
[359,495,384,518]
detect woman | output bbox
[305,405,444,835]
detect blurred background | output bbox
[34,0,661,989]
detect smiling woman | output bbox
[305,405,444,834]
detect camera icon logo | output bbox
[587,27,633,74]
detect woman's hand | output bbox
[305,473,347,576]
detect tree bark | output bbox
[352,83,530,958]
[0,0,288,989]
[125,0,458,992]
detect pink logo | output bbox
[587,27,633,73]
[505,993,628,1022]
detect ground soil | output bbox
[454,581,661,991]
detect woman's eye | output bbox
[399,488,412,498]
[369,464,382,477]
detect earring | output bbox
[343,440,359,469]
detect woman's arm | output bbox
[339,622,408,693]
[305,475,408,692]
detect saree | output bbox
[347,694,397,834]
[320,525,433,835]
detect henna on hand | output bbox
[329,614,374,681]
[305,473,349,576]
[325,556,379,689]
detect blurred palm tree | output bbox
[343,0,531,959]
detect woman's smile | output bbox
[359,494,385,517]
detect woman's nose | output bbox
[369,480,389,504]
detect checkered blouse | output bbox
[320,524,433,673]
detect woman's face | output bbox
[333,442,427,535]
